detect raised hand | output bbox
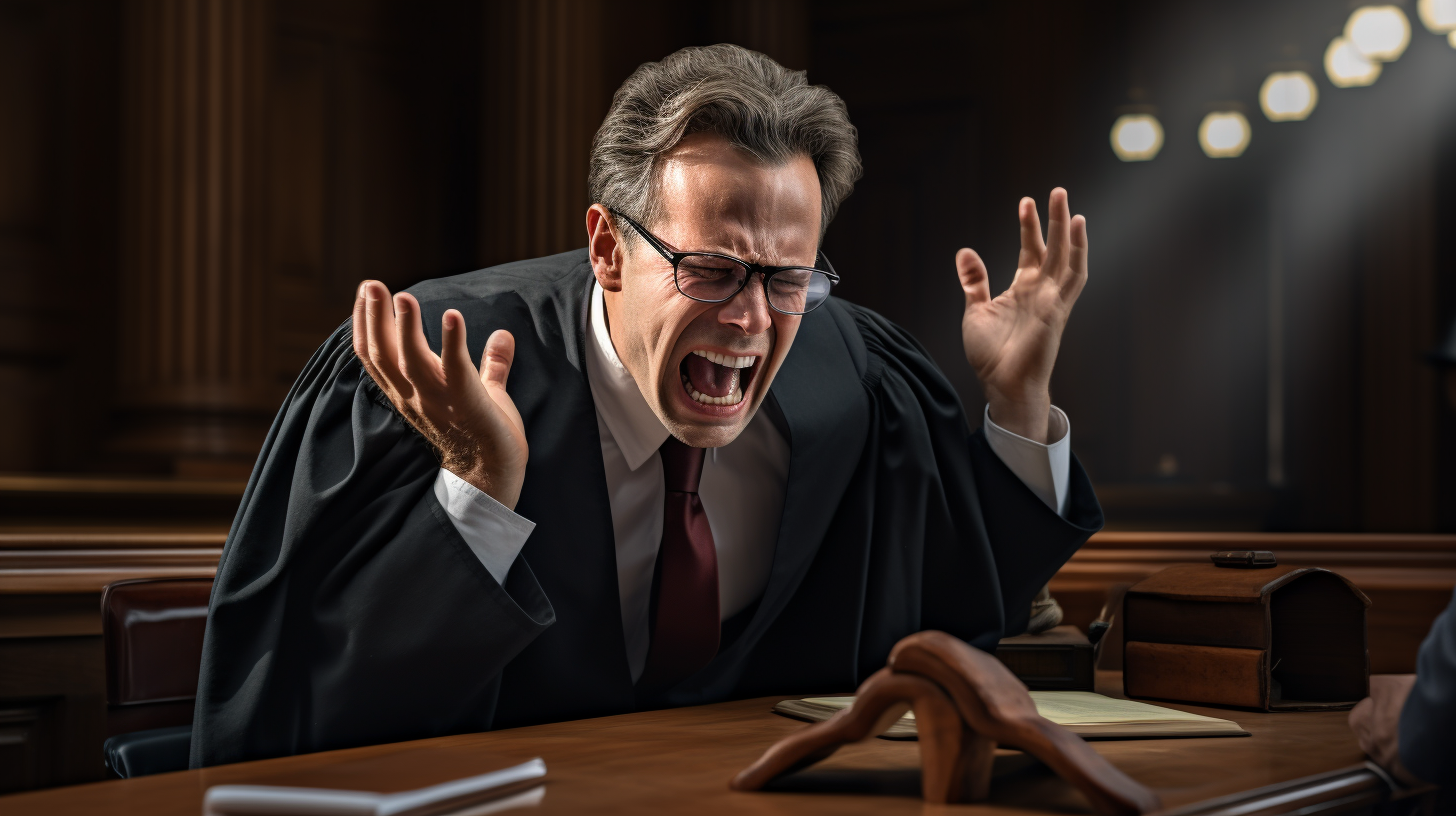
[956,188,1088,443]
[351,281,529,510]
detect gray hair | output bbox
[589,44,861,241]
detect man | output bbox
[191,44,1101,767]
[1347,319,1456,789]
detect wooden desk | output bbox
[6,524,1451,796]
[0,681,1397,816]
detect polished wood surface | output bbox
[0,673,1370,816]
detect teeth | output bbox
[691,349,758,369]
[681,373,745,406]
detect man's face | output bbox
[598,133,822,448]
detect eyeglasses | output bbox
[608,209,839,315]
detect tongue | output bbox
[684,354,737,398]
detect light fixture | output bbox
[1198,111,1251,158]
[1258,71,1319,121]
[1451,30,1456,46]
[1346,6,1412,61]
[1325,36,1383,87]
[1110,113,1164,162]
[1419,0,1456,33]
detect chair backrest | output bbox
[101,578,213,707]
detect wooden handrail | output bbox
[1156,763,1434,816]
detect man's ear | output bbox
[586,204,625,293]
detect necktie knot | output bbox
[660,436,706,494]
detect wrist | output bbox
[985,387,1052,444]
[443,458,522,512]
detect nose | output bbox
[716,273,774,336]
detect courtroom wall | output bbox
[0,0,1453,532]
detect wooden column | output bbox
[115,0,271,478]
[480,0,606,267]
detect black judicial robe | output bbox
[190,249,1104,768]
[1400,588,1456,786]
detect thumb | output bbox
[480,329,516,390]
[956,248,991,307]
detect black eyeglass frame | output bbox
[607,208,839,316]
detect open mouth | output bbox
[679,349,761,408]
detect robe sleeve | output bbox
[851,305,1103,653]
[189,323,555,768]
[1399,588,1456,786]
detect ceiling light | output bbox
[1419,0,1456,33]
[1325,36,1383,87]
[1110,114,1164,162]
[1259,71,1319,121]
[1198,111,1251,158]
[1346,6,1411,61]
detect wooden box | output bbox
[1122,564,1370,710]
[995,625,1094,690]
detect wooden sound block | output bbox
[888,630,1161,816]
[729,667,995,804]
[730,631,1162,815]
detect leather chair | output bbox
[100,577,213,778]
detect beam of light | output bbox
[1347,6,1412,61]
[1419,0,1456,33]
[1198,111,1251,158]
[1325,36,1383,87]
[1110,114,1164,161]
[1259,71,1319,121]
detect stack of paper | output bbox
[774,692,1247,739]
[202,757,547,816]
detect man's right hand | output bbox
[1349,674,1423,787]
[352,281,529,510]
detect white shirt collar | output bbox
[585,279,671,471]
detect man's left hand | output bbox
[957,188,1087,443]
[1350,674,1424,786]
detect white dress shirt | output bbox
[434,279,1073,682]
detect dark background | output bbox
[2,0,1453,531]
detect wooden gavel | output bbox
[730,631,1162,815]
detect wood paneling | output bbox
[480,0,607,267]
[0,0,120,475]
[1050,532,1456,674]
[0,637,105,793]
[0,524,223,792]
[112,0,273,478]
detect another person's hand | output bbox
[1349,674,1423,786]
[352,281,529,510]
[956,188,1088,443]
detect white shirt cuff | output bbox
[982,405,1072,517]
[432,468,535,586]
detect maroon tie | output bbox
[637,436,720,690]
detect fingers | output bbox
[352,283,369,361]
[481,329,516,390]
[1016,197,1045,270]
[1063,214,1089,300]
[393,293,439,390]
[360,280,403,383]
[440,309,477,389]
[956,248,991,307]
[1043,188,1071,278]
